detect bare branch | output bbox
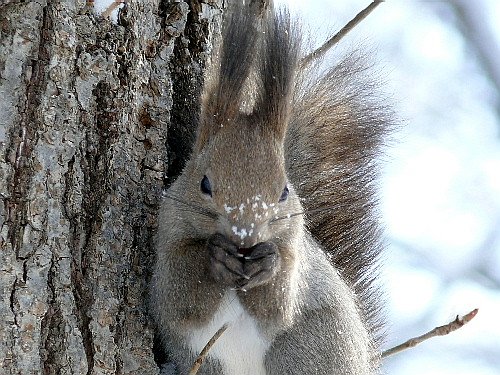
[300,0,384,68]
[102,0,124,18]
[382,308,478,359]
[188,323,229,375]
[444,0,500,118]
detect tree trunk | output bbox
[0,0,223,373]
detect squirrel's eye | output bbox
[200,175,212,197]
[279,185,289,202]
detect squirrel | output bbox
[151,3,391,375]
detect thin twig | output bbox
[300,0,384,68]
[188,323,229,375]
[102,0,124,18]
[448,0,500,118]
[381,308,478,359]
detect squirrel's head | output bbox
[181,113,303,249]
[165,8,303,250]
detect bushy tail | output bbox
[285,53,392,344]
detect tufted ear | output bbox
[195,5,259,152]
[253,9,301,141]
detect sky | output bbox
[274,0,500,374]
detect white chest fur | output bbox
[187,291,270,375]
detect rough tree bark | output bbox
[0,0,223,373]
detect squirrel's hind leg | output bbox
[264,306,375,375]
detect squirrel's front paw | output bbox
[208,233,280,290]
[208,233,247,287]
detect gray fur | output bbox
[151,4,391,374]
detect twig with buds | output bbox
[382,308,479,358]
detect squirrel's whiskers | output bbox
[151,3,392,375]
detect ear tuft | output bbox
[195,6,302,151]
[254,9,301,140]
[196,5,260,152]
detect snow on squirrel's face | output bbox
[192,118,303,248]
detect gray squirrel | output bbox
[151,3,391,375]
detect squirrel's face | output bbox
[179,117,303,250]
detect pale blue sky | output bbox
[276,1,500,374]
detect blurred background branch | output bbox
[432,0,500,121]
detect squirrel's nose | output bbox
[228,224,259,248]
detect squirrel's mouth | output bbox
[237,246,254,257]
[236,241,277,260]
